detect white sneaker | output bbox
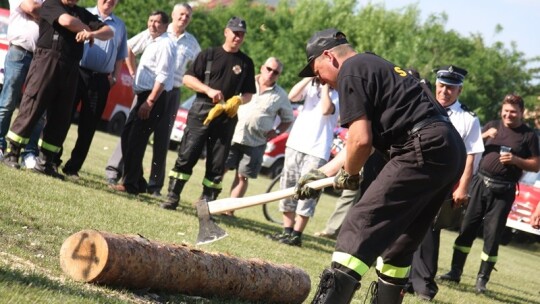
[23,154,37,169]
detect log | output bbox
[59,230,311,303]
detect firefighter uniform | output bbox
[3,0,107,177]
[440,115,539,293]
[296,29,466,304]
[164,33,256,207]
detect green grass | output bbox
[1,126,539,304]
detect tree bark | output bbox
[60,230,311,303]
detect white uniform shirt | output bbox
[166,24,201,88]
[286,83,340,160]
[133,32,176,93]
[446,100,484,171]
[7,0,44,52]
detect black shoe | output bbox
[280,235,302,247]
[266,232,290,242]
[32,163,65,180]
[62,168,80,180]
[2,155,20,169]
[160,200,178,210]
[438,270,461,283]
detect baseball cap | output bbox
[298,28,348,77]
[226,16,247,33]
[434,65,468,86]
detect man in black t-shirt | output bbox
[161,17,256,210]
[439,93,540,293]
[294,29,466,303]
[3,0,112,179]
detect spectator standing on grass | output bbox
[439,93,539,294]
[293,29,465,303]
[223,57,294,216]
[108,10,176,195]
[0,0,45,169]
[61,0,128,179]
[266,76,339,247]
[160,17,256,210]
[2,0,113,180]
[407,65,484,301]
[105,4,200,197]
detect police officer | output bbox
[161,17,256,209]
[2,0,113,178]
[439,93,539,293]
[408,65,484,301]
[294,28,466,304]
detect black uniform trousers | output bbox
[9,48,79,152]
[63,67,111,173]
[409,224,442,298]
[171,97,236,186]
[120,90,167,194]
[454,174,515,258]
[335,122,466,283]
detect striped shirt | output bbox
[167,24,201,88]
[133,32,176,93]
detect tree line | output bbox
[5,0,540,126]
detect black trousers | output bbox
[63,68,111,173]
[454,174,515,258]
[120,90,167,193]
[9,48,78,152]
[409,225,441,298]
[171,98,237,186]
[334,122,466,282]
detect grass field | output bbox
[1,125,539,304]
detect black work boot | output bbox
[199,185,221,202]
[2,142,22,169]
[32,149,64,180]
[439,249,468,283]
[160,178,186,210]
[475,261,495,294]
[311,268,360,304]
[370,277,406,304]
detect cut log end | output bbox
[59,230,109,282]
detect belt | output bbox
[80,66,110,77]
[477,170,514,184]
[10,44,32,54]
[408,115,450,136]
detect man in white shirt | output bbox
[0,0,44,166]
[109,10,176,194]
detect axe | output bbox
[196,177,335,245]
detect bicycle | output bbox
[262,173,283,224]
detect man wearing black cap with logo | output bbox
[293,28,466,303]
[407,65,484,301]
[161,17,256,210]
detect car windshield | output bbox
[520,171,540,187]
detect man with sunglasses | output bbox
[222,57,294,216]
[294,29,466,303]
[161,16,256,210]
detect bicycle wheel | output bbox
[262,173,283,224]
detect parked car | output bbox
[502,170,540,244]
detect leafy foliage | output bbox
[52,0,540,124]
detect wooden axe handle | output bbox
[208,177,335,214]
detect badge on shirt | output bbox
[232,65,242,75]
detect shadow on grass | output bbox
[437,278,540,304]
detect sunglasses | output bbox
[265,66,280,75]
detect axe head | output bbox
[196,199,228,245]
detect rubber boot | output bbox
[2,141,21,169]
[439,249,468,283]
[160,178,186,210]
[311,268,360,304]
[475,261,495,294]
[370,277,406,304]
[33,149,64,180]
[199,185,221,202]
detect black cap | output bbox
[434,65,468,86]
[298,28,348,77]
[226,16,247,33]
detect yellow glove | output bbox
[223,96,242,118]
[203,104,224,125]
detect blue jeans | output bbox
[0,45,43,155]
